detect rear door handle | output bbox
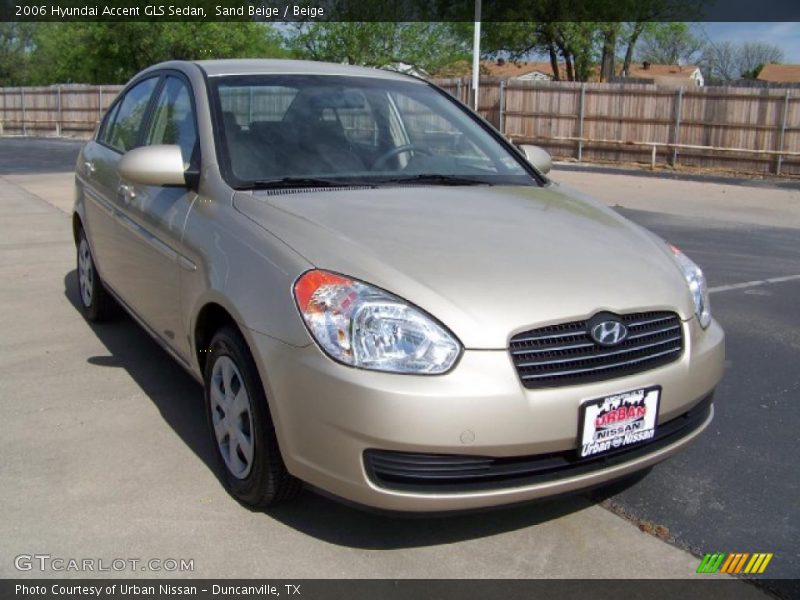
[84,161,96,175]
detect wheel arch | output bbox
[193,301,245,374]
[72,212,84,245]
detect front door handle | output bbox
[117,184,136,203]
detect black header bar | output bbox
[2,0,800,22]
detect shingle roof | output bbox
[757,64,800,83]
[626,63,700,80]
[436,60,700,83]
[479,60,557,78]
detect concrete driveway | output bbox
[0,138,794,592]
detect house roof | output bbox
[626,63,700,80]
[480,60,557,78]
[433,60,702,84]
[432,60,558,79]
[757,64,800,83]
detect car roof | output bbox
[191,59,422,82]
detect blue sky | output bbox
[699,23,800,62]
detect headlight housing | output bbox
[669,244,711,329]
[293,270,461,374]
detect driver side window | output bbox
[145,76,198,166]
[102,77,159,153]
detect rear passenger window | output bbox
[145,76,198,165]
[104,77,158,152]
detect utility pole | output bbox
[472,0,481,110]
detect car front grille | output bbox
[509,311,684,389]
[364,393,712,493]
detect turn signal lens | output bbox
[293,269,461,374]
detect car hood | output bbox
[233,183,694,349]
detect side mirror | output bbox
[518,144,552,175]
[117,145,188,187]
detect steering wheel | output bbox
[372,144,433,171]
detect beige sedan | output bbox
[73,59,724,511]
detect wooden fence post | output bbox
[21,88,27,136]
[776,90,790,176]
[56,86,62,136]
[577,83,586,161]
[98,88,103,126]
[671,88,684,166]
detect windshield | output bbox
[210,75,537,189]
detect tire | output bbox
[204,326,302,508]
[76,228,116,322]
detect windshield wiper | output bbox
[242,174,494,190]
[373,174,492,186]
[242,177,371,190]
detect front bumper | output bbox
[247,317,724,512]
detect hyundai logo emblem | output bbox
[588,315,628,346]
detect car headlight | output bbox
[669,244,711,329]
[293,269,461,374]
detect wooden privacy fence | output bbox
[1,80,799,176]
[436,77,800,176]
[0,85,123,137]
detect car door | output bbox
[79,77,159,289]
[114,73,200,360]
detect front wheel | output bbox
[76,228,116,322]
[204,326,302,507]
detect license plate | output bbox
[578,386,660,458]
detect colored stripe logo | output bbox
[697,552,773,574]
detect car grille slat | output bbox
[520,346,682,380]
[511,340,596,356]
[626,315,676,328]
[510,311,684,388]
[516,335,682,368]
[512,329,588,344]
[626,324,681,340]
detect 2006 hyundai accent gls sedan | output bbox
[73,59,724,511]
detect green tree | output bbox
[477,2,703,82]
[611,2,704,80]
[737,42,783,76]
[481,21,599,82]
[698,40,739,83]
[287,22,468,74]
[28,22,288,85]
[0,23,36,85]
[740,64,765,80]
[699,41,783,83]
[636,22,704,66]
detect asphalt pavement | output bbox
[600,206,800,597]
[555,170,800,598]
[1,137,797,595]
